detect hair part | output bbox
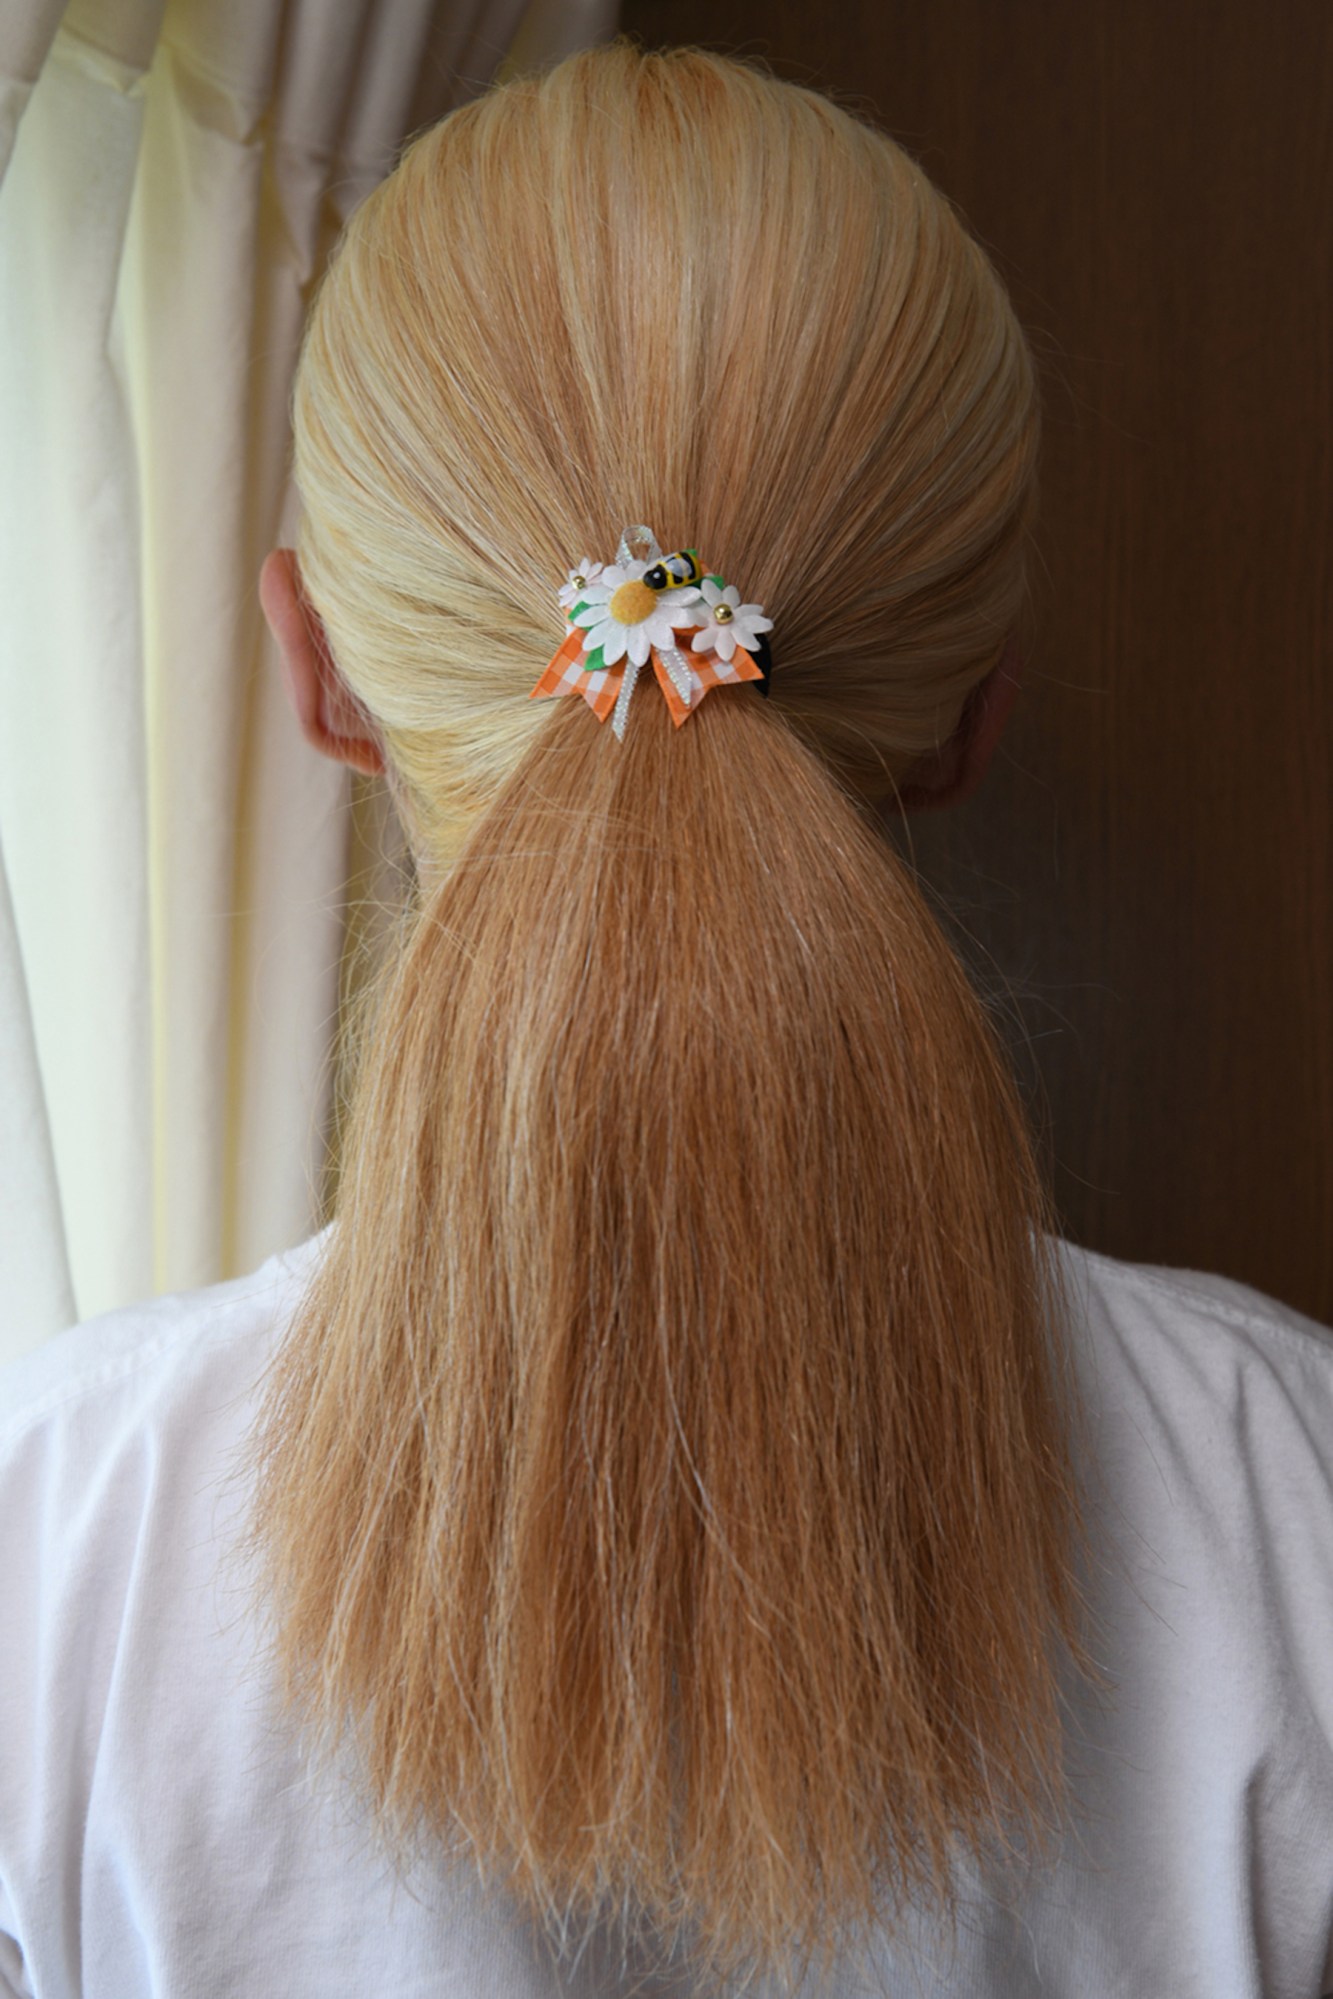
[232,42,1092,1994]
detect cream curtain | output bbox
[0,0,617,1368]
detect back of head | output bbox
[238,42,1088,1995]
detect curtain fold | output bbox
[0,0,617,1367]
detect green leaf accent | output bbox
[706,573,726,589]
[582,644,606,675]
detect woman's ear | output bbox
[890,635,1022,815]
[259,548,386,776]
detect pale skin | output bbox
[258,547,1019,812]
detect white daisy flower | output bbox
[689,578,773,664]
[571,560,702,668]
[557,557,606,612]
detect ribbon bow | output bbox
[530,525,770,739]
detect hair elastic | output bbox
[530,525,773,739]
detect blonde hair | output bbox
[237,42,1090,1994]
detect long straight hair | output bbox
[235,42,1091,1994]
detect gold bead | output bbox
[714,603,734,624]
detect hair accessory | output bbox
[530,525,774,740]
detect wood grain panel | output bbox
[621,1,1333,1316]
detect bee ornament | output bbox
[642,549,704,593]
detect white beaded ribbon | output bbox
[608,526,699,740]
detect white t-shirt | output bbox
[2,1228,1333,1999]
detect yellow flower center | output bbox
[609,579,658,625]
[714,602,734,623]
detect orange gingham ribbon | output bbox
[530,525,767,739]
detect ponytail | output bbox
[238,687,1086,1990]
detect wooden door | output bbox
[622,0,1333,1318]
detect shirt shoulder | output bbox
[0,1229,330,1456]
[1052,1231,1333,1402]
[1073,1235,1333,1344]
[1050,1234,1333,1720]
[1049,1234,1333,1553]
